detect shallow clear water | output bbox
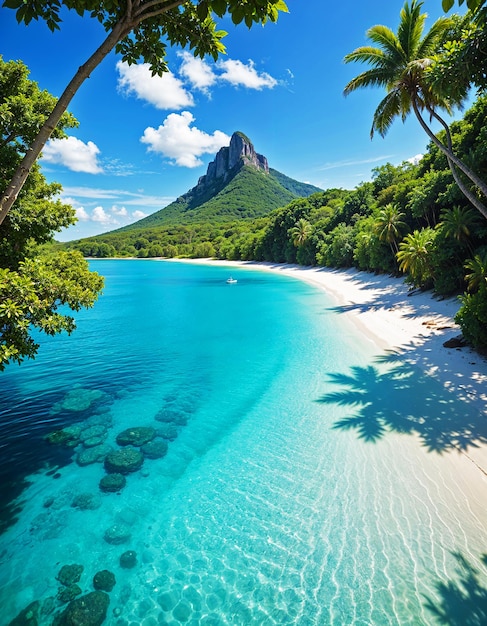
[1,260,486,625]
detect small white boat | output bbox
[226,277,237,284]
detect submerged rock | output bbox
[50,388,107,414]
[41,597,56,617]
[79,425,107,443]
[45,425,82,447]
[119,550,137,569]
[56,591,110,626]
[115,426,156,447]
[99,473,126,493]
[7,601,39,626]
[93,570,116,592]
[76,444,112,467]
[82,436,105,448]
[141,438,168,459]
[154,407,189,426]
[104,524,131,545]
[58,584,82,603]
[104,448,144,474]
[83,412,112,429]
[156,424,179,441]
[71,493,101,511]
[57,564,84,587]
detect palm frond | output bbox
[343,0,463,148]
[344,46,387,66]
[344,68,393,95]
[367,25,405,63]
[372,90,406,137]
[398,0,426,60]
[417,16,453,58]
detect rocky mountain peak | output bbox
[195,132,269,192]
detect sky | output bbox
[0,0,466,241]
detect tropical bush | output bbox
[455,288,487,351]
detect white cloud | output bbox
[111,206,128,216]
[217,59,277,90]
[61,187,174,207]
[141,111,230,168]
[92,206,117,225]
[178,51,217,93]
[407,153,423,165]
[317,155,393,171]
[61,195,81,207]
[75,206,90,221]
[61,187,120,200]
[70,203,146,226]
[116,61,193,110]
[42,136,103,173]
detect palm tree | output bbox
[374,204,407,255]
[438,205,481,253]
[289,218,313,247]
[344,0,487,220]
[396,228,436,286]
[464,253,487,292]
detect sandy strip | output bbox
[167,258,487,474]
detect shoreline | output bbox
[163,257,487,474]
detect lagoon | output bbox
[1,259,486,625]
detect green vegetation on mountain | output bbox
[115,165,320,232]
[268,168,323,198]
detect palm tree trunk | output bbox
[426,103,487,220]
[411,98,487,220]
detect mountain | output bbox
[113,132,322,232]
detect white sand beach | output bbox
[170,258,487,476]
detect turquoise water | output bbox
[1,259,486,625]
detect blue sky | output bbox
[1,0,462,241]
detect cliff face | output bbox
[195,131,268,193]
[106,131,323,231]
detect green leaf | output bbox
[442,0,454,10]
[2,0,23,9]
[211,0,226,18]
[15,4,26,22]
[231,5,245,24]
[274,0,289,12]
[196,0,208,21]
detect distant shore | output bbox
[163,257,487,475]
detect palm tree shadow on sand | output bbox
[317,353,487,623]
[424,552,487,625]
[316,350,487,454]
